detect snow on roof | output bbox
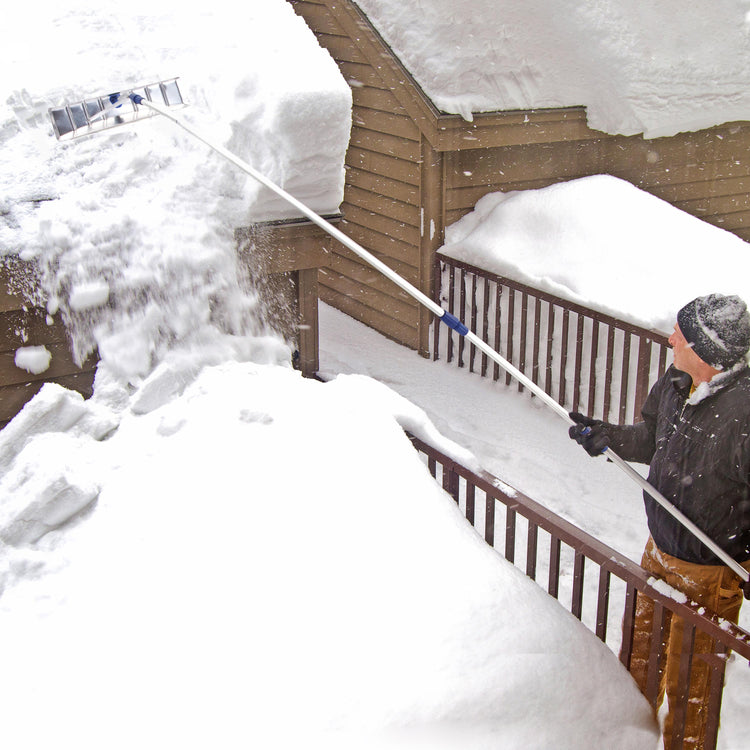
[439,175,750,334]
[354,0,750,138]
[0,0,351,378]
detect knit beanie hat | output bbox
[677,293,750,369]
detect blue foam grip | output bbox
[129,93,144,105]
[581,425,609,454]
[441,311,469,336]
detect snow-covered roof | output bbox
[355,0,750,139]
[1,0,352,378]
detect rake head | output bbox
[48,78,184,140]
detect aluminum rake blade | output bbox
[48,78,184,140]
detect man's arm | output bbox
[569,379,660,463]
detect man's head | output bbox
[672,294,750,376]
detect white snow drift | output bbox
[439,175,750,334]
[0,359,659,749]
[355,0,750,137]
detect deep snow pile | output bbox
[1,0,351,379]
[354,0,750,137]
[439,175,750,335]
[0,359,659,749]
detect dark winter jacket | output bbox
[608,364,750,565]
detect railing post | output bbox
[465,482,476,525]
[573,313,584,413]
[493,283,502,382]
[559,308,570,407]
[548,534,561,599]
[458,268,467,367]
[481,277,491,377]
[571,549,585,620]
[532,297,541,388]
[526,521,538,579]
[544,303,554,398]
[604,325,615,421]
[505,507,517,563]
[669,624,697,749]
[506,288,515,387]
[701,650,729,750]
[619,332,632,423]
[519,290,529,392]
[485,493,495,546]
[595,567,610,641]
[644,601,669,707]
[432,257,442,361]
[620,583,638,669]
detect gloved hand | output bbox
[568,412,610,456]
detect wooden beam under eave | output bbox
[305,1,603,152]
[418,136,445,357]
[433,107,603,151]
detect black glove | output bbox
[568,412,610,457]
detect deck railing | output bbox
[409,434,750,750]
[434,253,671,424]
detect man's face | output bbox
[669,323,704,374]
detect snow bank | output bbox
[0,359,659,749]
[439,175,750,334]
[355,0,750,137]
[1,0,351,379]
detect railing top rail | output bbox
[436,252,670,345]
[410,433,750,659]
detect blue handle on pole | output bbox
[441,311,469,336]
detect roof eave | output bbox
[337,1,601,150]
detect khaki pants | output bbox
[622,537,750,749]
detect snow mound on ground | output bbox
[355,0,750,137]
[0,361,659,749]
[439,175,750,333]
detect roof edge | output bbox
[315,0,602,150]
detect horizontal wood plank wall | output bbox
[445,122,750,241]
[294,0,750,356]
[0,260,96,428]
[292,0,426,349]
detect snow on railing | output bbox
[434,253,672,424]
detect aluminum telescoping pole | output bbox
[131,93,750,585]
[462,329,749,582]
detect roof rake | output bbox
[48,79,750,593]
[49,78,184,140]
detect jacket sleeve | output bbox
[602,378,661,465]
[606,421,656,464]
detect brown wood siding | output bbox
[444,122,750,241]
[0,260,96,428]
[294,0,750,354]
[434,108,600,151]
[292,0,428,348]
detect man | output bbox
[569,293,750,750]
